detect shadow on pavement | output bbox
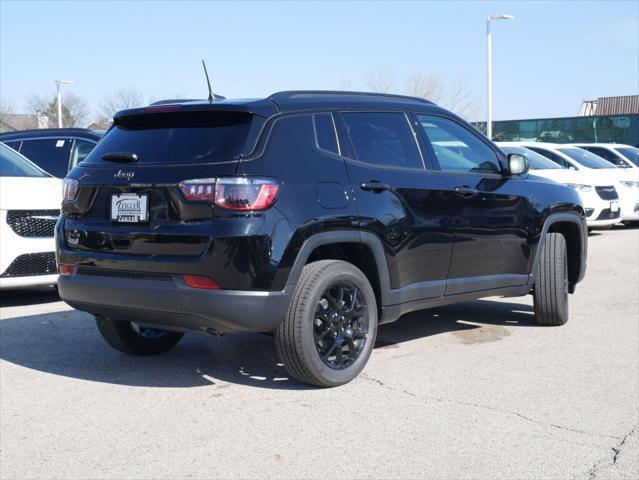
[0,299,534,390]
[0,287,60,308]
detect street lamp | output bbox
[54,80,73,128]
[486,14,514,140]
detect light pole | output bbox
[54,80,73,128]
[486,14,513,140]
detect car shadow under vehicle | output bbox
[0,287,60,307]
[0,299,535,390]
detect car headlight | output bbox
[563,183,592,192]
[620,181,639,189]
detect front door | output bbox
[336,111,453,303]
[415,113,536,295]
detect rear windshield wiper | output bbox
[102,152,139,163]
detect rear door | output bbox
[415,113,536,294]
[336,111,452,302]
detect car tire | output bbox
[533,233,569,326]
[95,315,184,355]
[275,260,378,387]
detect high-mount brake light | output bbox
[62,178,79,201]
[142,105,181,113]
[179,177,280,211]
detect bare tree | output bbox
[405,73,445,103]
[365,69,396,93]
[443,77,479,121]
[25,93,89,128]
[99,87,146,120]
[65,93,90,126]
[0,97,15,125]
[405,73,479,121]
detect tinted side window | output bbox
[584,146,628,166]
[417,115,500,174]
[527,147,572,168]
[71,139,97,167]
[313,113,339,155]
[2,140,21,151]
[341,112,423,169]
[19,138,72,177]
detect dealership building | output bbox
[483,95,639,146]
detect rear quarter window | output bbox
[313,113,339,155]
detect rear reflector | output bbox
[182,275,220,289]
[58,264,76,276]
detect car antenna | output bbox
[202,59,216,102]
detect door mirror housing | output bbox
[507,153,530,175]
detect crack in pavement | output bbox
[359,373,623,441]
[585,425,638,480]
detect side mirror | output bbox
[508,153,530,175]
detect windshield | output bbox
[0,142,49,177]
[616,147,639,167]
[499,146,562,170]
[83,111,253,165]
[558,147,619,169]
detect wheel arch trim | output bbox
[285,230,393,305]
[528,212,587,287]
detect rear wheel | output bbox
[95,316,184,355]
[275,260,378,387]
[533,233,569,326]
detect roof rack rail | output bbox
[268,90,434,105]
[0,127,98,135]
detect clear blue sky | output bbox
[1,0,637,121]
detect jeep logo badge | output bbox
[114,170,135,180]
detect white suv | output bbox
[518,142,639,226]
[0,143,61,289]
[569,143,639,224]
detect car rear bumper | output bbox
[0,273,58,290]
[57,271,291,334]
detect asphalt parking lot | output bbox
[1,227,637,480]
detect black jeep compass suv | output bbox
[56,91,587,387]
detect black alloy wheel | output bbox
[313,281,369,369]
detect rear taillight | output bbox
[179,177,280,211]
[58,264,76,276]
[62,178,79,201]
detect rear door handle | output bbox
[453,185,479,196]
[360,181,390,192]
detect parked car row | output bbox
[0,122,636,295]
[498,142,639,229]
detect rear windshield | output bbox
[0,142,49,177]
[83,111,253,165]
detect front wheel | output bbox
[276,260,378,387]
[96,316,184,355]
[533,233,569,326]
